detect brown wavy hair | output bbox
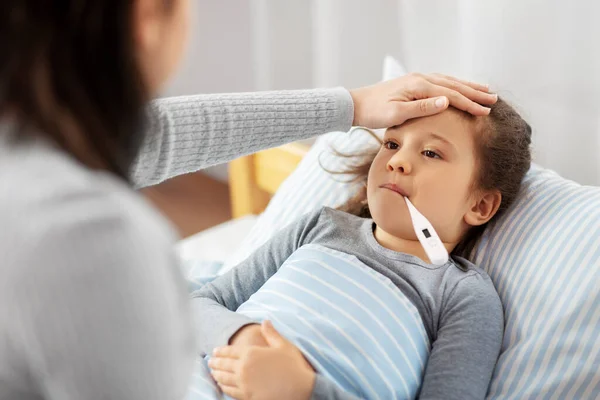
[0,0,174,180]
[325,97,532,258]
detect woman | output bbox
[0,0,497,399]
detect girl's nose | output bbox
[387,153,412,174]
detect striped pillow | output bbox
[221,128,378,271]
[222,131,600,398]
[472,165,600,399]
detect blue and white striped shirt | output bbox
[193,207,504,399]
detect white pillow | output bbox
[382,54,408,81]
[221,128,379,271]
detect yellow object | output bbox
[229,142,308,218]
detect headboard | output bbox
[228,142,309,218]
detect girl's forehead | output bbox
[388,110,473,138]
[386,110,480,156]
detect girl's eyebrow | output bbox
[385,129,458,153]
[425,132,457,152]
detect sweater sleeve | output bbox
[310,375,363,400]
[418,272,504,399]
[131,88,354,188]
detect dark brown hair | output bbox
[326,97,532,258]
[0,1,172,180]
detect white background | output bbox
[165,0,600,186]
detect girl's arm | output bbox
[418,272,504,399]
[131,88,353,188]
[210,321,363,400]
[191,208,325,355]
[310,375,363,400]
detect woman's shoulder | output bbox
[0,139,194,390]
[0,137,179,290]
[0,182,194,400]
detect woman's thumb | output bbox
[261,320,286,348]
[403,96,448,120]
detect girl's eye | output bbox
[423,150,442,159]
[383,141,399,150]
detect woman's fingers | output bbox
[420,81,492,116]
[396,96,449,120]
[430,73,491,93]
[208,357,237,373]
[349,72,495,128]
[426,75,498,106]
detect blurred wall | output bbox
[164,0,600,185]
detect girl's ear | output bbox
[464,190,502,227]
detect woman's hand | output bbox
[350,73,498,128]
[210,321,315,400]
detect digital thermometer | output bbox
[404,197,449,266]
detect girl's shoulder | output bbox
[444,256,501,311]
[318,205,370,224]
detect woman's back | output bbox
[0,127,195,399]
[0,84,357,398]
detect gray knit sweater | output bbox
[0,88,353,400]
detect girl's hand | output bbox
[229,324,268,348]
[209,321,315,400]
[350,72,498,128]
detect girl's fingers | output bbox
[211,370,238,387]
[219,384,245,400]
[208,357,237,373]
[213,346,240,359]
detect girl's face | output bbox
[367,108,499,252]
[134,0,191,95]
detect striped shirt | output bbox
[193,207,504,399]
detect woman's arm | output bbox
[418,272,504,399]
[131,75,497,188]
[131,88,353,188]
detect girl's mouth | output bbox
[380,183,409,197]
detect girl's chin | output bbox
[373,224,419,241]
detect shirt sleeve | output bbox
[11,192,195,400]
[131,88,354,188]
[191,209,324,355]
[418,272,504,400]
[310,374,362,400]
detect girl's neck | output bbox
[373,225,456,265]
